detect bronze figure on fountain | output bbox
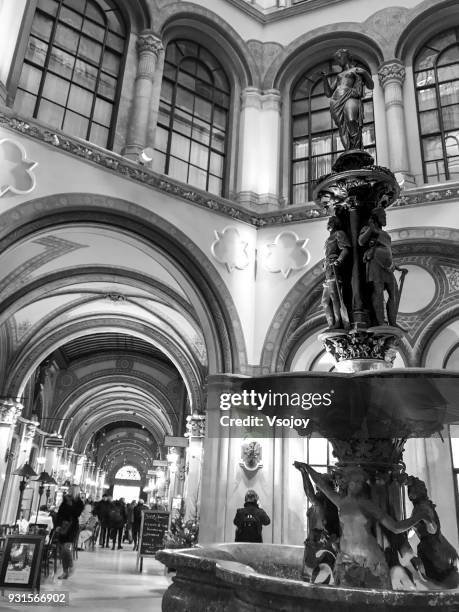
[321,216,351,330]
[358,206,407,327]
[297,464,432,589]
[293,461,340,583]
[321,49,374,151]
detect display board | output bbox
[136,510,170,571]
[0,535,45,592]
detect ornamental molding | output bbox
[0,110,457,226]
[211,226,250,273]
[378,61,406,87]
[0,138,37,196]
[263,231,310,278]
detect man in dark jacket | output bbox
[96,494,112,548]
[55,486,84,579]
[109,498,127,550]
[233,490,270,543]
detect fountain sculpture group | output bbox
[157,49,459,611]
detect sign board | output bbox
[43,437,64,448]
[152,460,168,467]
[0,535,45,592]
[164,436,188,448]
[136,510,170,572]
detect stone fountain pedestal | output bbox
[157,543,459,612]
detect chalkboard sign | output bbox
[137,510,169,571]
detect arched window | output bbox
[291,58,376,204]
[414,29,459,183]
[14,0,127,149]
[154,40,230,196]
[115,465,141,480]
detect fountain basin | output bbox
[157,543,459,612]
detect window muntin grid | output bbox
[14,0,127,149]
[291,59,376,205]
[414,28,459,183]
[155,40,230,196]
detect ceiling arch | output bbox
[0,194,248,376]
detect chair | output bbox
[72,528,80,560]
[87,522,100,552]
[42,530,58,577]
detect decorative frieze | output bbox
[0,111,457,226]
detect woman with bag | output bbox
[54,485,84,579]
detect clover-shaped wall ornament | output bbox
[0,138,38,197]
[211,226,250,273]
[263,231,310,278]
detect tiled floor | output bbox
[1,546,170,611]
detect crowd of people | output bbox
[19,487,164,580]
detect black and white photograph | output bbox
[0,535,44,590]
[0,0,458,611]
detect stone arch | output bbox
[395,0,459,64]
[157,3,256,88]
[55,366,179,442]
[0,193,247,377]
[266,27,384,92]
[6,317,203,413]
[260,228,459,372]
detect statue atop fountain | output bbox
[321,48,374,151]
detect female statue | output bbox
[301,464,431,588]
[321,49,374,150]
[406,476,459,588]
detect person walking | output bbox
[233,490,270,543]
[54,486,84,579]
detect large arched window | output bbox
[14,0,127,149]
[291,58,376,204]
[414,29,459,183]
[154,40,230,196]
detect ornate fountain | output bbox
[156,49,459,611]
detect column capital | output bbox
[378,60,406,88]
[241,87,262,110]
[241,88,281,112]
[0,399,23,425]
[185,413,206,438]
[262,88,281,112]
[137,30,164,57]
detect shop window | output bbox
[14,0,127,149]
[414,28,459,183]
[291,58,375,204]
[155,40,230,196]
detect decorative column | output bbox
[123,30,163,160]
[184,412,206,521]
[74,454,85,485]
[378,60,415,186]
[18,418,39,465]
[237,88,281,208]
[0,399,23,501]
